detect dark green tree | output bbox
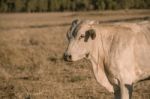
[0,0,150,12]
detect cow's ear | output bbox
[85,29,96,42]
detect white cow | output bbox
[64,19,150,99]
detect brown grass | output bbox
[0,10,150,99]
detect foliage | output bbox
[0,0,149,12]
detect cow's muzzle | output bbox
[63,53,72,62]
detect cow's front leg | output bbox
[114,85,121,99]
[91,61,114,92]
[120,81,133,99]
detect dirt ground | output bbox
[0,10,150,99]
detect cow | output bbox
[63,19,150,99]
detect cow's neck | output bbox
[90,26,114,65]
[100,29,115,64]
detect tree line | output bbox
[0,0,150,12]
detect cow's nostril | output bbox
[68,55,72,60]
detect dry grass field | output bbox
[0,10,150,99]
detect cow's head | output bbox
[64,19,97,61]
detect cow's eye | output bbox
[79,34,85,40]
